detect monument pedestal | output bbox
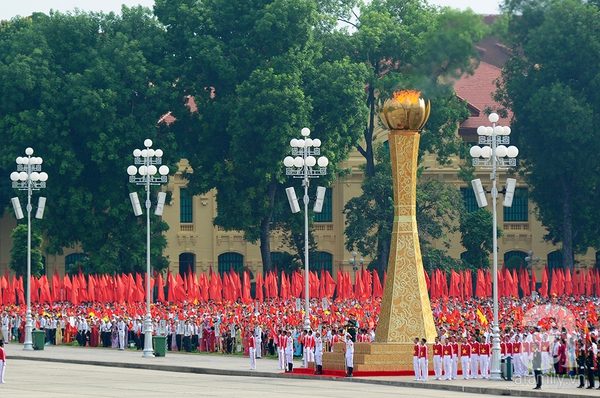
[292,342,433,376]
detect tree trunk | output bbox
[376,225,390,275]
[561,186,574,271]
[259,180,278,274]
[356,61,380,178]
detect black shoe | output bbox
[586,386,593,389]
[533,387,540,390]
[577,385,584,388]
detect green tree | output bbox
[459,209,502,269]
[154,0,369,273]
[10,224,44,278]
[321,0,486,273]
[495,0,600,270]
[0,9,175,275]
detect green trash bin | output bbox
[33,330,46,350]
[153,335,166,357]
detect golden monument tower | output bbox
[322,91,436,375]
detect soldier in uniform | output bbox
[532,343,542,390]
[586,338,597,389]
[345,313,358,342]
[576,340,586,388]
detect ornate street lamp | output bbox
[283,128,328,331]
[127,139,169,358]
[10,147,48,351]
[470,113,519,381]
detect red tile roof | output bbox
[454,61,512,133]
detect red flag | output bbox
[485,269,492,297]
[564,268,573,296]
[540,267,549,298]
[465,269,473,298]
[511,268,519,297]
[373,270,383,298]
[424,270,430,292]
[475,269,485,298]
[520,267,530,297]
[255,272,264,302]
[156,273,165,302]
[242,270,251,302]
[449,270,459,297]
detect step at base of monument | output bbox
[322,342,427,374]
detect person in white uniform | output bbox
[344,333,354,377]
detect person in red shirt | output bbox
[432,336,443,380]
[470,337,480,379]
[460,337,471,380]
[0,340,6,383]
[413,337,420,381]
[451,335,459,380]
[512,334,524,377]
[248,328,256,370]
[442,339,453,380]
[479,340,490,379]
[418,338,428,381]
[277,329,286,370]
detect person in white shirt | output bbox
[117,317,126,350]
[314,331,324,375]
[254,322,263,359]
[1,313,10,344]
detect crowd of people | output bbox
[0,293,599,384]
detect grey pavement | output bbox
[3,342,600,398]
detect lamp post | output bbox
[127,139,169,358]
[283,127,328,331]
[470,113,518,381]
[10,147,48,351]
[348,251,363,283]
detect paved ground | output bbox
[2,343,600,397]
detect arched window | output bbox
[65,253,88,272]
[504,250,527,270]
[218,252,244,274]
[179,253,195,276]
[547,250,562,270]
[310,252,333,273]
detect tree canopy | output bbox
[0,8,175,274]
[495,0,600,269]
[154,0,369,272]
